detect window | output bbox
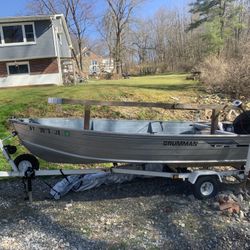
[0,23,35,46]
[91,60,98,65]
[83,52,90,57]
[24,24,35,42]
[104,60,109,66]
[7,62,30,75]
[3,25,23,43]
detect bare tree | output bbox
[96,10,116,68]
[130,19,156,74]
[104,0,144,75]
[27,0,250,78]
[27,0,93,71]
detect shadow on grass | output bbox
[92,83,197,92]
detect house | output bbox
[0,14,74,88]
[81,48,114,77]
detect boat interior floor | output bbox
[24,118,236,135]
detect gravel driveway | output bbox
[0,177,249,250]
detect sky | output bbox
[0,0,28,17]
[138,0,190,18]
[0,0,190,18]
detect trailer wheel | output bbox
[14,154,39,172]
[193,176,219,200]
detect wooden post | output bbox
[84,105,91,130]
[211,109,220,134]
[48,98,232,134]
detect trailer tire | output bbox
[193,176,219,200]
[14,154,39,172]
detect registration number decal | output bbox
[29,126,70,137]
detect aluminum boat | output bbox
[10,118,250,167]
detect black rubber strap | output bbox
[41,179,60,196]
[41,179,54,189]
[60,169,70,183]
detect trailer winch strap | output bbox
[40,179,60,197]
[60,169,70,183]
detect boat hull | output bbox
[11,118,250,167]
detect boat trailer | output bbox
[0,132,250,202]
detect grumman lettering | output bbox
[163,140,198,146]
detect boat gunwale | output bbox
[10,118,250,139]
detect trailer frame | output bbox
[0,132,249,202]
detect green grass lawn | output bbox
[0,74,199,170]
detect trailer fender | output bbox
[188,171,222,184]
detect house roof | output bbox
[0,14,73,49]
[0,15,52,23]
[80,47,112,60]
